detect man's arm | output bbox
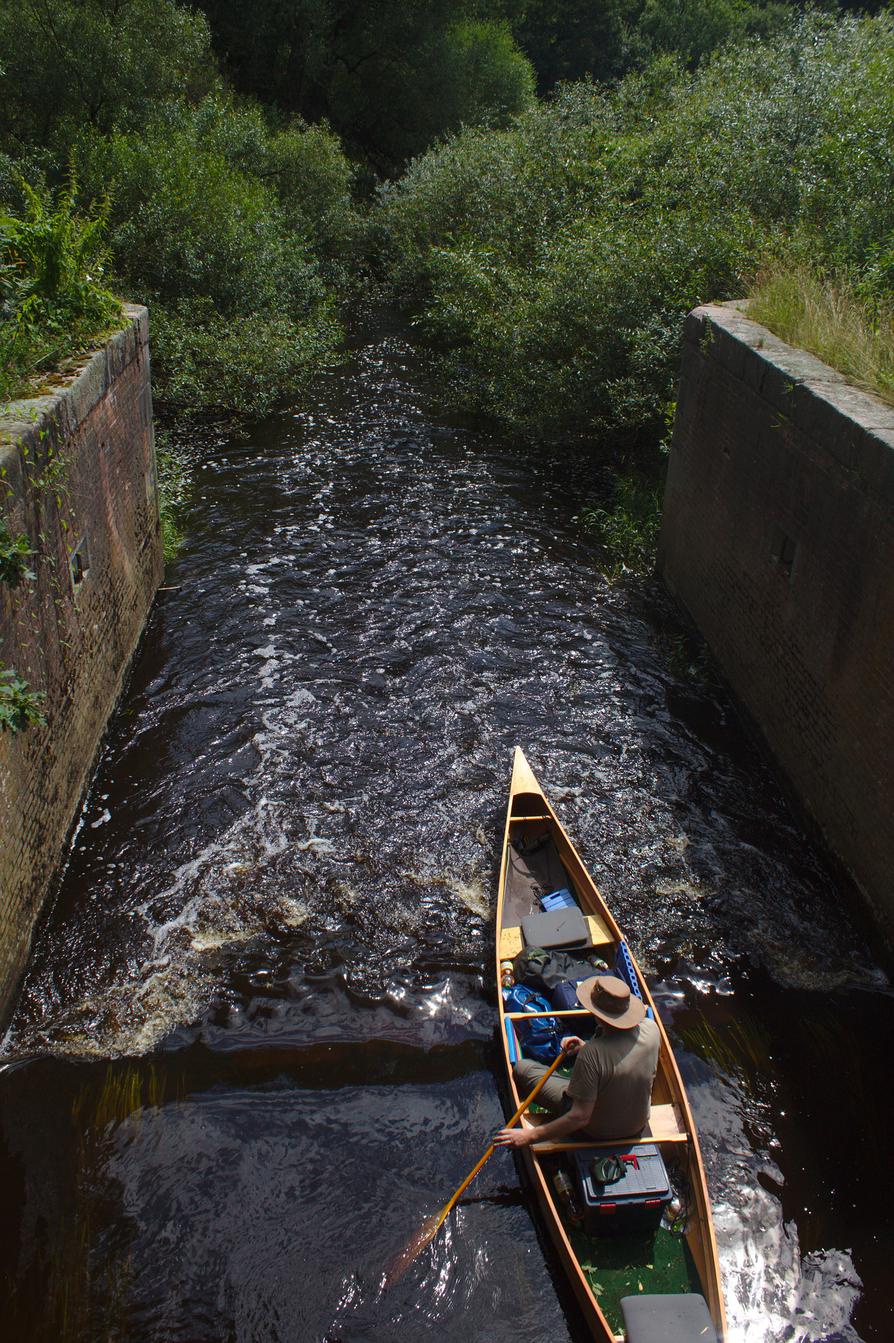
[494,1096,595,1149]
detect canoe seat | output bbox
[526,1102,687,1152]
[621,1293,717,1343]
[499,912,614,960]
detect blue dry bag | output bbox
[503,983,552,1015]
[514,1013,565,1063]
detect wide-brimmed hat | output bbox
[577,974,646,1029]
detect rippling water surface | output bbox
[0,322,891,1342]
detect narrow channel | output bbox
[0,321,890,1342]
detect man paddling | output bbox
[494,975,660,1148]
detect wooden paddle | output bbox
[384,1046,569,1287]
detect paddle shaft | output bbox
[438,1046,568,1221]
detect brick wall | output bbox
[660,302,894,942]
[0,306,162,1020]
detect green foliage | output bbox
[378,12,894,442]
[512,0,628,87]
[149,299,341,417]
[0,519,35,585]
[265,120,358,272]
[577,471,664,577]
[0,665,46,733]
[435,20,536,131]
[0,2,357,418]
[0,0,214,149]
[749,261,894,405]
[510,0,789,90]
[0,173,121,402]
[628,0,788,71]
[71,95,352,413]
[154,431,189,563]
[195,0,535,173]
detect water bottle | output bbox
[552,1170,584,1226]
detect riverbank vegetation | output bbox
[378,12,894,444]
[0,176,122,405]
[2,1,893,571]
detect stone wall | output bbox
[660,302,894,942]
[0,306,162,1021]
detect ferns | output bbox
[0,170,121,402]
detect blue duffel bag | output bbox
[515,1014,565,1063]
[503,983,552,1015]
[504,983,565,1063]
[551,979,583,1010]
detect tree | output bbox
[0,0,213,151]
[195,0,534,172]
[512,0,628,89]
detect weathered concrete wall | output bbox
[0,306,162,1020]
[660,302,894,941]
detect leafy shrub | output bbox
[437,21,536,131]
[378,12,894,442]
[154,430,190,562]
[0,0,213,149]
[194,1,535,174]
[0,520,35,585]
[73,96,353,412]
[630,0,788,70]
[150,299,340,417]
[265,121,358,274]
[577,472,664,578]
[0,666,46,733]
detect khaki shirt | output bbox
[566,1017,660,1139]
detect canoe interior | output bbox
[498,789,726,1341]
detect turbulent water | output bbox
[0,323,890,1343]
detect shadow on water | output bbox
[0,318,891,1341]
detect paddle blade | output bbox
[383,1206,449,1288]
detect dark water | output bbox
[0,325,891,1343]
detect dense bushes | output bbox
[513,0,789,89]
[2,0,892,439]
[194,1,536,173]
[377,13,894,443]
[0,1,356,416]
[71,97,351,413]
[0,0,213,144]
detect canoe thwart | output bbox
[524,1102,687,1151]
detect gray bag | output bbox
[521,907,588,949]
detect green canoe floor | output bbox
[566,1224,703,1335]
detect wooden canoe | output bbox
[497,747,726,1342]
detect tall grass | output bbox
[748,262,894,405]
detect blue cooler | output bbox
[541,887,578,911]
[572,1144,671,1235]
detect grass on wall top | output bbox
[748,262,894,407]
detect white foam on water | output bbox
[718,1188,863,1342]
[693,1070,864,1342]
[1,647,335,1059]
